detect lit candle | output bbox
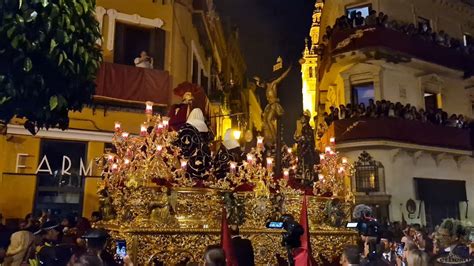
[338,166,345,173]
[230,161,237,174]
[156,145,163,153]
[107,154,114,162]
[283,169,289,180]
[140,123,148,136]
[111,163,118,172]
[318,174,324,180]
[121,132,129,139]
[257,136,264,148]
[162,117,170,127]
[342,157,348,164]
[369,173,376,189]
[266,157,274,169]
[145,101,153,115]
[287,147,292,154]
[330,137,335,143]
[180,159,188,170]
[319,154,325,160]
[325,146,331,153]
[114,121,121,131]
[246,154,254,164]
[124,158,130,165]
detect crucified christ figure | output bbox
[255,66,292,145]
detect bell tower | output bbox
[300,0,323,125]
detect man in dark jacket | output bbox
[34,221,74,266]
[230,225,255,266]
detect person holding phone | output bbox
[134,51,153,69]
[80,229,118,266]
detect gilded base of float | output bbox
[99,225,357,265]
[98,188,357,265]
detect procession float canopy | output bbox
[96,102,357,265]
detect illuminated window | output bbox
[113,22,166,70]
[351,82,374,106]
[346,4,371,18]
[355,151,384,193]
[35,140,87,216]
[464,33,473,46]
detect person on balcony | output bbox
[353,11,365,27]
[134,51,154,69]
[365,10,377,26]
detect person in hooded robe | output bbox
[168,92,194,131]
[176,108,213,180]
[213,129,244,179]
[3,230,34,266]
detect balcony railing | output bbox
[321,117,472,151]
[319,26,474,80]
[94,62,170,107]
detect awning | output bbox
[415,178,467,202]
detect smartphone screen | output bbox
[346,222,358,228]
[116,240,127,260]
[266,221,284,229]
[397,243,405,256]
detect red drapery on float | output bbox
[173,82,210,117]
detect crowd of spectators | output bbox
[320,9,474,56]
[341,219,474,265]
[0,210,134,266]
[316,98,471,139]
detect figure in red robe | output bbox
[168,92,194,131]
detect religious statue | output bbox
[255,66,292,145]
[213,129,244,179]
[175,108,213,179]
[294,110,316,183]
[168,91,194,131]
[98,191,115,221]
[150,187,177,223]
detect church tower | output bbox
[300,0,323,125]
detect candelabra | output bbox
[314,137,355,201]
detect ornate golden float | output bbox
[96,107,357,265]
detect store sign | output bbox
[16,153,94,176]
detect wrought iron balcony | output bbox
[321,117,472,151]
[319,26,474,79]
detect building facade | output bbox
[0,0,248,220]
[304,0,474,227]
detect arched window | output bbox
[309,66,313,78]
[354,151,384,193]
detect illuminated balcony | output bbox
[94,62,170,108]
[319,26,474,79]
[321,118,472,152]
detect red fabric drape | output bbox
[220,208,238,266]
[95,62,170,105]
[173,82,210,116]
[295,196,317,266]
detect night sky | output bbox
[217,0,314,143]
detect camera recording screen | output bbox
[116,240,127,259]
[266,221,284,229]
[346,222,358,228]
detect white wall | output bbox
[341,148,474,225]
